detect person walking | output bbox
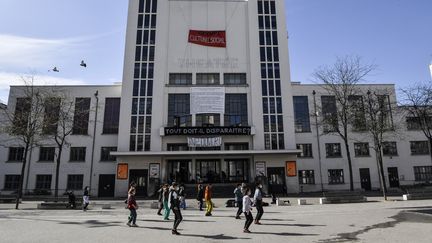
[169,183,183,235]
[82,186,90,211]
[157,185,164,216]
[196,184,204,211]
[179,184,187,210]
[243,187,254,233]
[162,184,170,220]
[254,182,264,225]
[127,182,139,227]
[234,184,243,219]
[204,184,213,216]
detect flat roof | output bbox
[112,149,301,157]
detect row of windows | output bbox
[168,73,247,86]
[3,174,84,191]
[167,143,249,152]
[6,147,117,162]
[297,141,429,158]
[136,29,156,45]
[167,94,248,127]
[259,31,279,47]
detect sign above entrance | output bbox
[188,30,226,48]
[188,137,222,148]
[164,127,251,136]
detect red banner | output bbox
[188,30,226,48]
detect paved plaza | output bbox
[0,198,431,243]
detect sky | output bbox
[0,0,431,103]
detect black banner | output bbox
[164,127,251,136]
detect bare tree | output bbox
[0,77,46,209]
[361,88,400,200]
[313,56,376,191]
[400,82,432,167]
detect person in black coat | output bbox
[196,184,204,211]
[169,183,183,235]
[157,185,164,215]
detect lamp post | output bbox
[312,90,324,193]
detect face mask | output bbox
[259,185,263,189]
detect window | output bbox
[299,170,315,184]
[414,166,432,181]
[378,95,393,128]
[328,169,344,184]
[406,117,423,130]
[326,143,342,158]
[4,175,20,190]
[224,143,249,151]
[196,73,220,85]
[321,96,338,132]
[39,147,55,161]
[169,73,192,85]
[410,141,430,155]
[354,143,370,157]
[67,175,84,190]
[224,73,247,85]
[226,159,248,182]
[383,142,398,156]
[168,94,191,127]
[12,98,31,134]
[103,98,121,134]
[349,96,366,131]
[70,147,86,162]
[42,98,60,135]
[167,144,190,151]
[72,98,91,135]
[100,147,117,161]
[8,147,24,162]
[196,114,220,127]
[35,175,52,190]
[225,94,248,126]
[297,144,313,158]
[293,96,311,132]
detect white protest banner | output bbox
[191,87,225,114]
[187,137,222,148]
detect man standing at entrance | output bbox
[204,184,213,216]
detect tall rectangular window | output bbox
[297,144,313,158]
[414,166,432,181]
[100,147,117,162]
[72,98,91,135]
[328,169,344,184]
[383,142,398,156]
[13,98,31,134]
[349,95,366,131]
[196,114,220,127]
[299,170,315,184]
[196,73,220,85]
[169,73,192,85]
[321,96,338,132]
[35,175,52,190]
[42,98,60,135]
[39,147,55,161]
[8,147,24,162]
[406,117,423,130]
[293,96,311,132]
[70,147,86,162]
[224,73,247,85]
[410,141,430,155]
[4,175,21,190]
[67,175,84,190]
[103,98,121,134]
[326,143,342,158]
[354,143,370,157]
[225,94,248,126]
[168,94,191,127]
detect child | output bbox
[243,187,254,233]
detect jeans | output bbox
[163,201,170,220]
[128,208,137,224]
[244,211,254,230]
[236,201,243,217]
[172,208,183,230]
[255,200,264,221]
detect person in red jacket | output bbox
[127,182,138,227]
[204,184,213,216]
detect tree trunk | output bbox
[429,138,432,168]
[54,147,63,200]
[375,146,388,200]
[15,145,29,210]
[344,141,354,191]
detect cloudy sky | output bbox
[0,0,431,103]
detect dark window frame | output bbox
[67,174,84,190]
[299,170,315,185]
[328,169,345,185]
[70,147,86,162]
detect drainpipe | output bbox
[89,91,99,195]
[313,90,324,193]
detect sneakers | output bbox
[172,230,181,235]
[126,222,132,227]
[254,221,262,225]
[205,213,212,216]
[243,229,251,233]
[235,216,241,219]
[131,224,139,227]
[157,213,163,216]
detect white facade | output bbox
[1,0,432,198]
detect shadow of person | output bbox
[180,234,251,240]
[251,232,319,237]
